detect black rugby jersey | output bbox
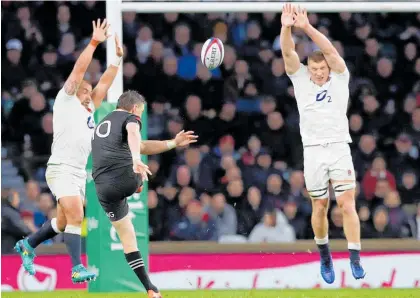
[91,110,142,180]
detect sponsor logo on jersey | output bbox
[87,116,95,129]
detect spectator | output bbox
[1,189,32,253]
[383,191,411,237]
[358,203,373,239]
[2,39,27,91]
[148,98,168,140]
[399,171,420,205]
[170,201,217,241]
[353,134,378,179]
[241,135,262,166]
[387,133,419,184]
[148,190,164,241]
[21,180,41,212]
[329,204,345,239]
[248,209,295,243]
[34,192,54,228]
[282,201,307,239]
[362,155,396,201]
[135,26,153,64]
[206,193,237,238]
[367,207,401,238]
[237,186,267,236]
[164,186,194,237]
[265,173,288,209]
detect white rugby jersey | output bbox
[288,64,352,146]
[47,88,96,169]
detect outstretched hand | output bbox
[293,5,309,30]
[281,3,295,28]
[133,159,152,181]
[174,130,198,148]
[92,18,112,43]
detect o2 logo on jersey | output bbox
[87,116,95,129]
[316,90,332,103]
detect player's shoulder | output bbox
[125,113,142,128]
[331,66,350,80]
[56,87,77,102]
[287,63,309,79]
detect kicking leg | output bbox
[59,196,96,283]
[15,203,66,275]
[334,185,366,280]
[112,214,161,298]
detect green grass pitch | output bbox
[2,289,419,298]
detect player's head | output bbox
[77,80,93,108]
[307,50,330,85]
[117,90,146,117]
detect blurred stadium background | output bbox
[1,0,419,297]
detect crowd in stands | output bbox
[1,2,420,252]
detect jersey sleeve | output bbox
[56,87,76,102]
[287,64,309,99]
[124,114,142,130]
[332,67,350,82]
[287,63,309,86]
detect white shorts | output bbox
[45,164,87,201]
[303,142,356,199]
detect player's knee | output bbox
[336,192,356,215]
[55,217,67,232]
[312,201,328,218]
[339,199,356,216]
[66,212,84,226]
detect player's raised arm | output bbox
[293,6,346,73]
[91,34,123,109]
[280,3,300,75]
[139,130,198,155]
[63,19,111,96]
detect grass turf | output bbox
[1,289,419,298]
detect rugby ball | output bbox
[201,38,224,70]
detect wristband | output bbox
[166,140,176,150]
[132,156,141,161]
[90,39,100,47]
[111,56,123,67]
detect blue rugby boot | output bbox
[320,255,335,284]
[14,239,36,275]
[71,264,97,284]
[350,260,366,280]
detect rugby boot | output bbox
[71,264,97,283]
[148,290,162,298]
[350,259,366,280]
[14,239,36,275]
[320,254,335,284]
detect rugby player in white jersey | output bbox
[280,3,366,283]
[15,19,123,283]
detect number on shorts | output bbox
[93,120,111,139]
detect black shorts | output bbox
[94,167,142,222]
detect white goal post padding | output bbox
[106,1,420,102]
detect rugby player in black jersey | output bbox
[91,90,197,298]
